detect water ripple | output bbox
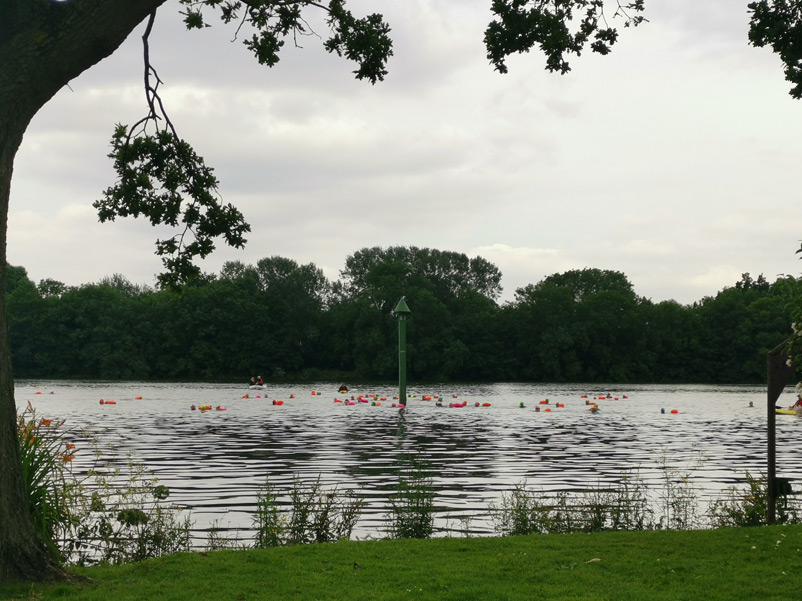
[16,380,802,541]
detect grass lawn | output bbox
[3,525,802,600]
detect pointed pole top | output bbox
[394,297,411,315]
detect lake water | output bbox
[16,380,802,543]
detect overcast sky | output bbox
[9,0,802,304]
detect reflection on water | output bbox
[16,381,802,541]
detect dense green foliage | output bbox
[6,247,792,384]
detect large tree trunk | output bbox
[0,117,66,583]
[0,0,166,582]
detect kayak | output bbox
[776,408,797,415]
[249,384,267,390]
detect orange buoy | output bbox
[242,394,249,399]
[135,396,143,400]
[670,409,679,414]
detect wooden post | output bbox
[767,342,794,524]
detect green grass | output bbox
[3,525,802,601]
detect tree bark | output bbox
[0,0,166,582]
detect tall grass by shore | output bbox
[3,525,802,600]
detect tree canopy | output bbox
[5,257,793,387]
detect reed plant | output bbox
[490,474,654,536]
[70,458,193,565]
[17,402,81,562]
[489,481,552,536]
[252,477,364,548]
[709,472,802,528]
[388,454,436,539]
[253,480,285,548]
[655,451,703,530]
[205,519,242,551]
[17,404,193,566]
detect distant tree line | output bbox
[5,247,793,384]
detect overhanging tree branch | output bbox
[94,1,394,291]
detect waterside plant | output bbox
[252,477,364,548]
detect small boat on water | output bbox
[249,384,267,390]
[776,408,798,416]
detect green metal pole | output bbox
[395,298,411,408]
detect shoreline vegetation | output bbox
[3,526,802,600]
